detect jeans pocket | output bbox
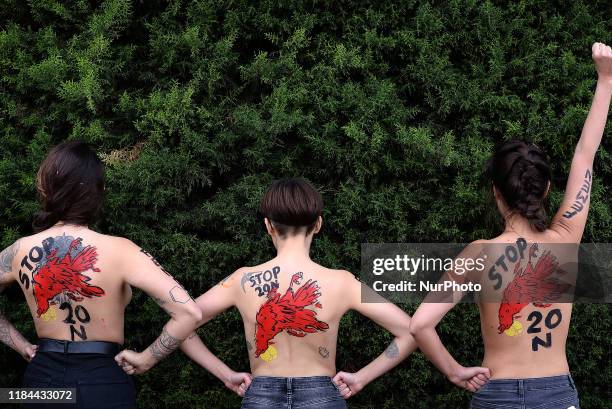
[76,380,135,409]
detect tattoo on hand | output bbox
[318,346,330,358]
[384,340,399,359]
[149,328,182,361]
[0,241,19,277]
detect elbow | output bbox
[409,317,427,338]
[182,303,203,327]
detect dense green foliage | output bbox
[1,1,611,408]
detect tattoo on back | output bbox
[149,328,182,361]
[0,241,19,277]
[18,235,104,341]
[243,267,280,297]
[319,346,330,358]
[497,243,568,351]
[384,340,399,359]
[254,271,329,360]
[563,169,592,219]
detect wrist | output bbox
[597,76,612,90]
[219,366,234,386]
[142,348,159,370]
[446,362,463,384]
[354,369,369,390]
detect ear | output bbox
[264,218,274,236]
[313,216,323,234]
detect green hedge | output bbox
[1,1,610,408]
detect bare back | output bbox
[232,260,354,377]
[9,226,132,344]
[7,225,188,346]
[475,232,576,378]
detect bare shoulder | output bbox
[0,238,21,279]
[312,266,358,285]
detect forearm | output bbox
[356,334,417,386]
[143,314,200,365]
[576,80,612,158]
[412,326,461,379]
[180,332,234,384]
[0,313,30,356]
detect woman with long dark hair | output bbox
[0,140,202,408]
[410,43,612,408]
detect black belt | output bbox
[38,338,121,355]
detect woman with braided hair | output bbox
[409,42,612,408]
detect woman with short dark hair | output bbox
[146,177,488,408]
[0,140,202,408]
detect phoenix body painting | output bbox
[254,272,329,361]
[497,243,569,351]
[19,235,105,340]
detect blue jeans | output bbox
[22,350,136,409]
[241,376,347,409]
[471,374,579,409]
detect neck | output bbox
[503,212,536,236]
[274,234,312,261]
[52,221,88,230]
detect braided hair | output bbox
[485,140,551,232]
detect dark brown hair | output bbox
[485,140,551,232]
[259,178,323,237]
[33,140,105,232]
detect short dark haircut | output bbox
[259,178,323,237]
[33,140,105,232]
[485,139,551,232]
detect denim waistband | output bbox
[250,376,335,390]
[484,374,576,391]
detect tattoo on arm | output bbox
[0,314,15,349]
[149,328,182,361]
[562,169,592,219]
[384,340,399,359]
[0,241,19,278]
[0,312,27,352]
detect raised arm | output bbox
[0,241,37,361]
[550,43,612,241]
[332,272,417,399]
[114,240,202,374]
[178,269,252,397]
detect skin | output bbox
[148,216,479,399]
[409,43,612,388]
[0,223,202,374]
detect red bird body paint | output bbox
[498,244,570,333]
[254,272,329,357]
[33,238,105,317]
